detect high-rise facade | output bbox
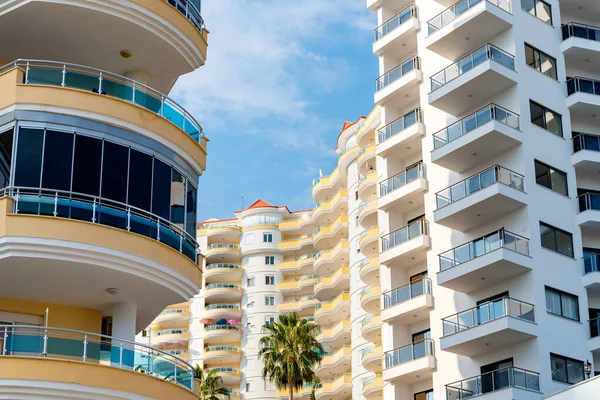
[0,1,208,399]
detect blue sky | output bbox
[172,0,377,221]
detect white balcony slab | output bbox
[566,92,600,125]
[378,177,427,212]
[577,209,600,236]
[583,271,600,292]
[380,234,430,269]
[381,293,433,324]
[440,317,537,357]
[562,36,600,73]
[383,355,435,383]
[373,18,419,60]
[590,335,600,353]
[572,150,600,180]
[431,120,521,173]
[437,248,532,293]
[377,122,425,158]
[375,69,422,108]
[425,1,513,59]
[429,60,517,116]
[433,183,527,232]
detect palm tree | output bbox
[193,365,231,400]
[310,377,321,400]
[258,312,324,400]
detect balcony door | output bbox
[412,329,431,359]
[0,312,43,357]
[410,271,428,297]
[476,292,508,325]
[481,358,513,394]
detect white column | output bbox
[112,302,137,342]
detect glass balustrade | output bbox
[378,108,423,143]
[428,0,511,35]
[379,162,425,196]
[167,0,205,33]
[206,283,241,290]
[567,76,600,96]
[381,219,427,252]
[384,339,434,369]
[446,366,540,399]
[383,278,432,309]
[206,263,241,270]
[204,346,239,353]
[562,22,600,42]
[573,132,600,153]
[376,56,420,91]
[591,317,600,339]
[204,325,240,332]
[205,304,240,310]
[584,254,600,275]
[374,6,418,41]
[207,243,240,250]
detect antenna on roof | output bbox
[241,195,244,210]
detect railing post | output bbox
[98,72,103,94]
[92,199,97,223]
[53,191,58,217]
[157,220,161,241]
[14,189,19,213]
[132,82,136,104]
[119,341,123,368]
[126,208,131,231]
[25,61,30,84]
[61,64,66,88]
[2,327,7,355]
[174,360,178,383]
[149,349,154,375]
[42,328,48,357]
[82,334,88,362]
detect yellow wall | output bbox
[0,297,101,333]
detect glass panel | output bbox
[27,67,62,85]
[539,54,556,79]
[579,79,594,94]
[127,149,153,212]
[64,71,99,92]
[15,128,44,188]
[536,1,552,24]
[534,161,550,189]
[479,168,496,188]
[101,141,129,203]
[152,159,172,221]
[549,169,567,195]
[530,102,545,128]
[525,45,535,68]
[0,129,14,188]
[560,292,579,320]
[171,169,186,229]
[545,288,561,315]
[102,79,133,102]
[42,130,74,191]
[540,223,556,252]
[555,229,573,257]
[566,359,584,384]
[186,181,197,237]
[72,135,102,197]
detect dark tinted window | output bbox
[152,158,171,220]
[101,141,129,203]
[72,135,102,196]
[15,127,44,187]
[171,169,186,227]
[127,149,152,211]
[540,222,574,257]
[535,160,567,195]
[42,130,74,191]
[0,129,14,188]
[186,181,197,236]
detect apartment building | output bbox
[369,0,600,399]
[0,1,208,399]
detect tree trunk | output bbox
[289,379,295,400]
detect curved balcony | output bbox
[279,253,316,274]
[278,233,314,252]
[357,145,376,175]
[315,373,352,400]
[313,168,341,203]
[374,56,422,108]
[360,315,382,343]
[583,254,600,292]
[359,227,380,257]
[278,215,314,232]
[154,329,190,346]
[313,215,349,251]
[202,223,241,242]
[360,346,383,372]
[205,244,240,263]
[0,325,196,399]
[445,367,541,399]
[202,325,242,344]
[241,220,279,232]
[203,304,242,320]
[358,199,378,230]
[573,132,600,180]
[154,307,190,328]
[207,368,242,385]
[278,274,320,295]
[0,61,206,174]
[359,256,380,286]
[373,6,420,60]
[377,108,425,158]
[204,263,243,284]
[224,389,242,400]
[362,374,384,400]
[358,170,378,202]
[338,145,361,173]
[360,286,381,314]
[313,239,349,275]
[313,190,348,225]
[382,278,433,324]
[380,219,430,268]
[315,347,351,376]
[278,295,319,314]
[562,22,600,75]
[316,320,351,349]
[567,76,600,125]
[202,346,242,365]
[383,339,435,383]
[315,293,350,326]
[315,267,350,301]
[205,284,243,302]
[378,162,427,212]
[357,107,381,149]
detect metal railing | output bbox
[283,253,316,262]
[0,325,194,391]
[199,223,240,230]
[205,304,241,310]
[281,295,317,305]
[573,132,600,153]
[584,254,600,275]
[562,22,600,42]
[362,374,381,388]
[2,60,203,142]
[360,346,374,358]
[208,367,239,374]
[439,229,529,272]
[378,108,423,143]
[428,0,511,35]
[206,263,241,270]
[243,220,279,228]
[578,192,600,213]
[207,243,240,250]
[0,186,198,263]
[446,366,540,399]
[376,56,420,91]
[206,283,241,290]
[374,6,418,41]
[204,325,240,333]
[282,274,319,283]
[384,338,434,369]
[159,309,185,315]
[157,329,188,336]
[383,278,432,309]
[204,346,239,353]
[379,162,425,196]
[442,297,535,336]
[381,219,428,252]
[430,44,515,92]
[167,0,205,33]
[433,104,519,149]
[435,165,524,209]
[590,317,600,339]
[567,76,600,97]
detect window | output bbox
[265,256,275,265]
[535,160,568,195]
[247,277,255,287]
[551,354,585,384]
[246,383,250,392]
[530,101,562,137]
[247,301,255,308]
[540,222,574,258]
[414,390,433,400]
[263,233,273,243]
[14,128,44,187]
[101,141,129,203]
[265,296,275,306]
[265,275,275,285]
[355,191,359,200]
[525,44,557,79]
[521,0,552,25]
[0,129,14,189]
[128,149,153,211]
[355,215,359,227]
[42,130,74,191]
[265,316,276,324]
[545,287,579,321]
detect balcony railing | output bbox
[379,162,425,197]
[442,297,535,336]
[2,60,203,142]
[584,254,600,275]
[430,44,515,92]
[591,316,600,338]
[374,5,418,41]
[204,346,240,353]
[282,274,319,283]
[283,253,316,262]
[562,22,600,42]
[435,165,524,210]
[578,192,600,213]
[378,108,423,144]
[446,366,540,399]
[376,56,420,91]
[205,304,240,311]
[383,278,432,309]
[427,0,511,35]
[207,243,240,250]
[384,338,434,369]
[160,309,185,315]
[199,222,240,230]
[439,229,529,271]
[362,374,382,388]
[167,0,205,33]
[433,104,519,149]
[206,283,241,290]
[2,186,198,263]
[206,263,241,270]
[567,76,600,97]
[0,325,194,391]
[157,329,188,336]
[381,219,428,252]
[208,367,239,374]
[573,132,600,153]
[204,325,240,333]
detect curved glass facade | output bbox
[0,125,198,261]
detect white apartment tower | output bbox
[369,0,599,399]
